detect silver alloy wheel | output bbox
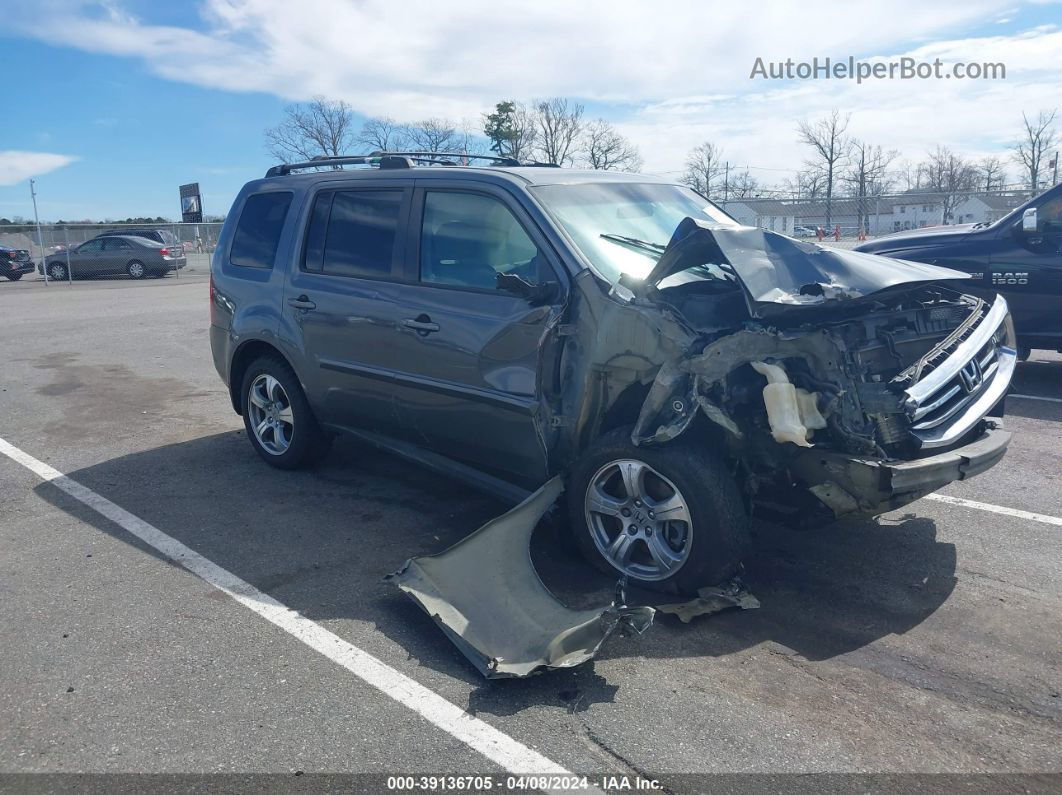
[127,261,145,278]
[247,374,295,456]
[49,263,67,280]
[584,458,693,581]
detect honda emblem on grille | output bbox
[959,359,983,392]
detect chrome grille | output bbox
[903,296,1015,449]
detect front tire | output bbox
[47,262,68,281]
[240,354,331,469]
[568,426,749,594]
[126,260,146,279]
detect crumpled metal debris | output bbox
[655,579,760,623]
[386,477,655,678]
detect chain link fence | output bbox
[717,188,1033,248]
[0,222,223,282]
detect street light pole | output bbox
[30,178,48,285]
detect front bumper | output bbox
[791,424,1011,516]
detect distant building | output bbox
[725,190,1031,236]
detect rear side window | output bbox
[230,192,293,269]
[304,190,402,279]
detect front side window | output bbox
[1036,196,1062,233]
[530,182,738,284]
[79,239,104,253]
[230,192,293,269]
[420,191,544,290]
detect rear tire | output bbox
[5,273,22,281]
[567,426,749,594]
[240,354,331,469]
[1017,346,1031,362]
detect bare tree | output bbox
[681,142,725,196]
[264,96,357,161]
[534,98,585,165]
[781,168,826,199]
[977,156,1007,192]
[728,170,760,198]
[917,145,981,224]
[843,140,897,235]
[797,110,850,228]
[404,118,461,153]
[1012,109,1057,191]
[582,119,643,171]
[453,119,490,159]
[895,159,921,191]
[357,116,408,152]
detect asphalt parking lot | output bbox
[2,274,1061,790]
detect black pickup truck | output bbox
[857,183,1062,359]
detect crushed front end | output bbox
[630,221,1017,522]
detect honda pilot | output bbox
[210,153,1015,593]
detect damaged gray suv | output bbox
[210,152,1015,594]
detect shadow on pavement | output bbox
[35,431,956,714]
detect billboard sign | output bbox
[179,182,203,223]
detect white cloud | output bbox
[0,151,79,186]
[6,1,1060,181]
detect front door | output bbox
[72,238,105,277]
[989,192,1062,345]
[378,184,567,486]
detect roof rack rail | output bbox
[265,154,414,177]
[371,151,522,167]
[265,150,529,177]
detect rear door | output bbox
[379,182,567,485]
[102,237,134,274]
[284,182,417,439]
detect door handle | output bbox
[288,295,317,311]
[403,317,440,334]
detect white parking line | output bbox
[1009,393,1062,404]
[925,493,1062,527]
[0,436,596,789]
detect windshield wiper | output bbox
[600,233,667,257]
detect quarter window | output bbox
[230,192,293,269]
[420,191,543,290]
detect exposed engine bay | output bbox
[624,221,1016,521]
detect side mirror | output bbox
[1022,207,1038,232]
[496,271,559,305]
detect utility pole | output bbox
[1053,151,1058,186]
[30,179,48,285]
[723,161,730,204]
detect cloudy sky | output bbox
[2,0,1060,220]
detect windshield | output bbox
[530,182,739,283]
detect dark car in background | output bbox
[208,152,1014,594]
[96,227,181,247]
[1,245,34,281]
[857,183,1062,358]
[40,235,186,280]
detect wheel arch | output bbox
[228,339,297,415]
